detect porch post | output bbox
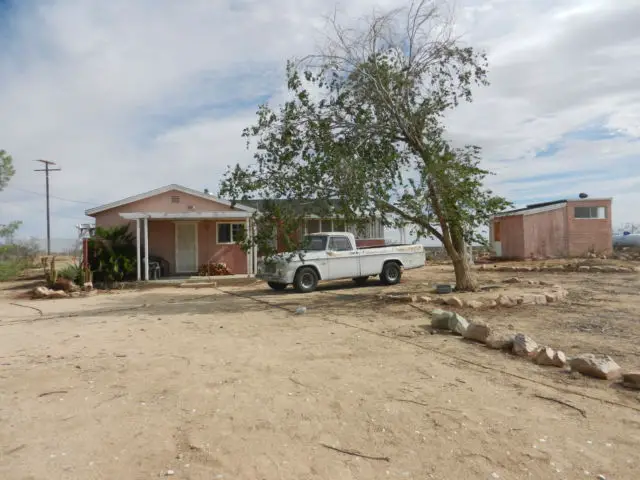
[136,218,141,281]
[245,218,251,276]
[252,219,258,275]
[144,216,149,281]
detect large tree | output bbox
[0,149,15,191]
[220,0,510,291]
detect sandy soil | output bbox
[1,264,639,480]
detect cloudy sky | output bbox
[1,0,639,246]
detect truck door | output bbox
[327,235,360,280]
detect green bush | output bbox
[88,225,137,286]
[0,259,29,281]
[58,263,84,286]
[0,239,40,281]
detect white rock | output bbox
[496,294,517,307]
[464,300,484,309]
[431,309,454,330]
[519,294,547,305]
[295,306,307,315]
[569,354,622,380]
[552,350,567,367]
[462,321,491,343]
[485,332,515,350]
[445,296,464,307]
[512,334,538,357]
[448,313,469,336]
[622,372,640,390]
[48,290,69,299]
[534,347,556,366]
[32,286,51,298]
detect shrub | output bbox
[198,262,232,276]
[58,263,84,286]
[88,226,137,286]
[0,239,40,281]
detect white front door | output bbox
[175,223,198,273]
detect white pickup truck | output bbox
[256,232,425,293]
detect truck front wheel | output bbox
[294,267,318,293]
[380,262,402,285]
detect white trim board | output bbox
[85,184,255,216]
[119,211,252,220]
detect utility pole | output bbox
[34,159,61,255]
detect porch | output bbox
[119,212,257,281]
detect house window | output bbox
[321,219,333,232]
[306,219,320,234]
[334,220,346,232]
[574,206,606,219]
[170,195,180,204]
[217,222,245,244]
[328,236,352,251]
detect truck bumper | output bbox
[256,272,295,284]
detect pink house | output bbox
[85,184,257,280]
[85,184,387,280]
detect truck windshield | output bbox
[303,235,327,251]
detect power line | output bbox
[3,185,96,205]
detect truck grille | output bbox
[263,263,277,274]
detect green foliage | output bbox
[220,1,511,290]
[58,263,84,286]
[88,225,137,286]
[0,260,27,281]
[0,149,15,191]
[0,221,22,241]
[0,222,38,281]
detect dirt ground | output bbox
[1,263,639,480]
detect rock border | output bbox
[479,264,637,274]
[428,308,638,390]
[377,284,568,310]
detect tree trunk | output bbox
[452,254,478,292]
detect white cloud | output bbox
[0,0,639,247]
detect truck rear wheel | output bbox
[267,282,287,291]
[294,267,318,293]
[380,262,402,285]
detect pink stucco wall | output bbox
[197,220,247,275]
[89,189,248,275]
[566,199,612,256]
[493,214,525,258]
[522,207,568,258]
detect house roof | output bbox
[494,200,568,217]
[493,197,613,218]
[85,184,255,216]
[238,198,343,215]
